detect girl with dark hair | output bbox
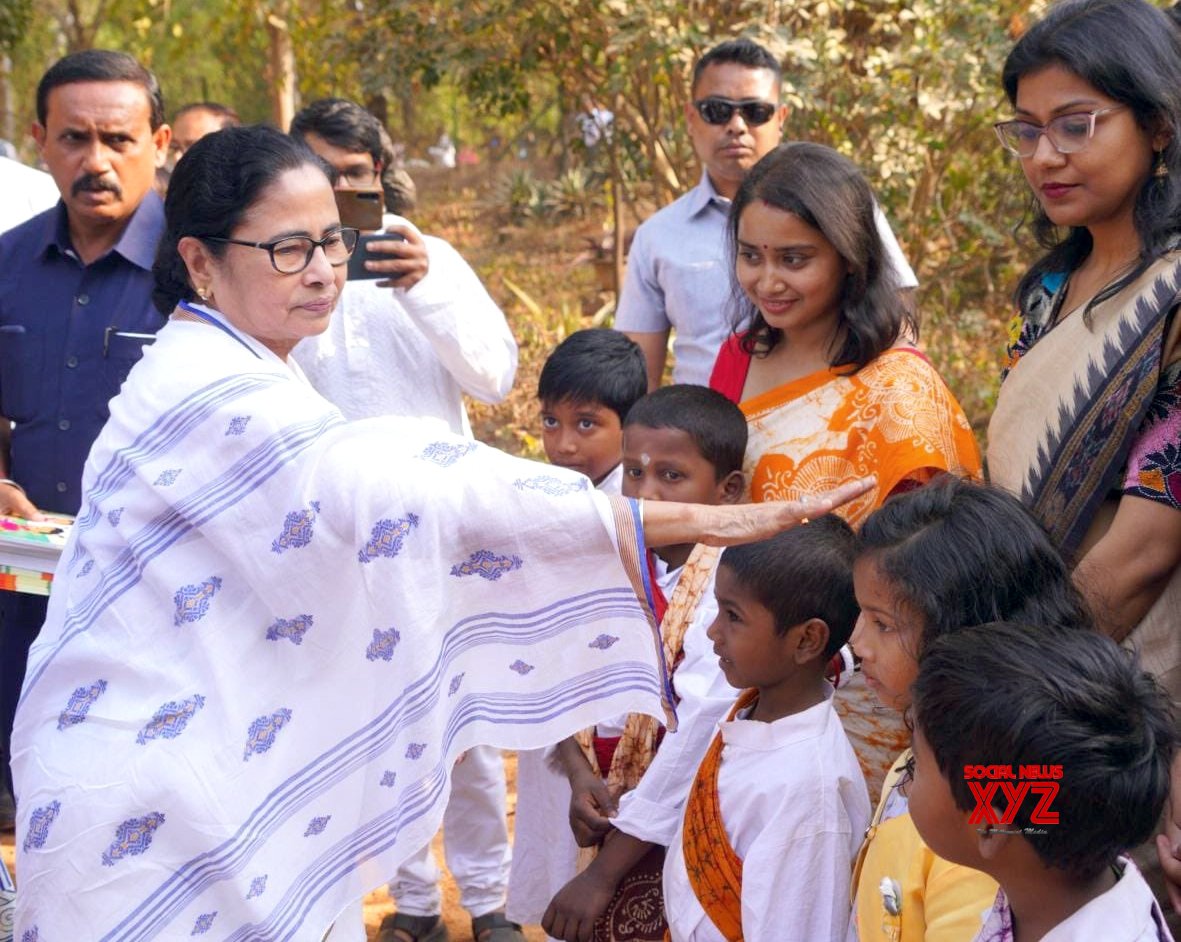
[708,142,981,794]
[987,0,1181,925]
[848,476,1094,942]
[10,124,868,941]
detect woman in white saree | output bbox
[10,126,866,941]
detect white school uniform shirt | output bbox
[972,857,1174,942]
[664,689,872,942]
[291,214,517,435]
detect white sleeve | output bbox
[872,204,918,289]
[613,222,670,334]
[612,694,733,846]
[395,232,518,404]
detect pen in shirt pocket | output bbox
[103,327,156,358]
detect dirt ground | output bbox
[2,751,548,942]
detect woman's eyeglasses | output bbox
[202,228,360,274]
[692,97,779,128]
[993,106,1125,158]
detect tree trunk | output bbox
[0,55,12,145]
[266,9,296,131]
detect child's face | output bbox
[621,424,741,506]
[907,724,980,871]
[540,397,623,486]
[706,563,799,691]
[735,200,846,343]
[849,555,922,712]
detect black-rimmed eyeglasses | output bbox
[692,97,779,127]
[994,106,1125,158]
[202,228,359,274]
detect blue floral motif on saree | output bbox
[357,514,420,563]
[136,695,206,745]
[242,708,293,761]
[271,502,321,554]
[450,549,523,581]
[173,577,222,627]
[102,812,166,867]
[23,801,61,852]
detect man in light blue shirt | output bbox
[615,38,916,388]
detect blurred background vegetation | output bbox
[6,0,1157,457]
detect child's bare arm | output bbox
[553,736,617,847]
[542,828,656,942]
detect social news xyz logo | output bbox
[963,765,1062,826]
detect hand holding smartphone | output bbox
[346,232,408,281]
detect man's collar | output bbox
[686,171,730,218]
[45,189,165,270]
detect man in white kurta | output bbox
[664,688,870,942]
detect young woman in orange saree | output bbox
[709,143,980,796]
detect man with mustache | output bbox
[0,49,170,829]
[614,38,917,389]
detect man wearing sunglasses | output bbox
[615,38,917,389]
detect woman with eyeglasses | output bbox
[7,124,869,941]
[988,0,1181,927]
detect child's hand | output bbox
[568,774,620,847]
[542,866,616,942]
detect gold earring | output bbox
[1155,150,1169,179]
[197,286,209,300]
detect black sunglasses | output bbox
[693,97,779,127]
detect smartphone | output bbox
[334,187,384,232]
[346,232,407,281]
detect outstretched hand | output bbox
[640,476,875,550]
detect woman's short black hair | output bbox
[857,476,1093,658]
[623,385,747,480]
[152,125,331,314]
[720,514,858,656]
[913,621,1176,881]
[728,142,914,371]
[1003,0,1181,309]
[537,329,648,422]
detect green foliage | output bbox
[0,0,34,53]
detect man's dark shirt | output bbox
[0,191,166,514]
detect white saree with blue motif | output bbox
[11,313,669,941]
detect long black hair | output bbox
[727,142,914,371]
[152,125,331,314]
[1004,0,1181,310]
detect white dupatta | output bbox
[12,315,669,941]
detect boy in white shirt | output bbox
[907,622,1176,942]
[546,517,870,942]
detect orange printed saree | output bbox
[712,342,981,796]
